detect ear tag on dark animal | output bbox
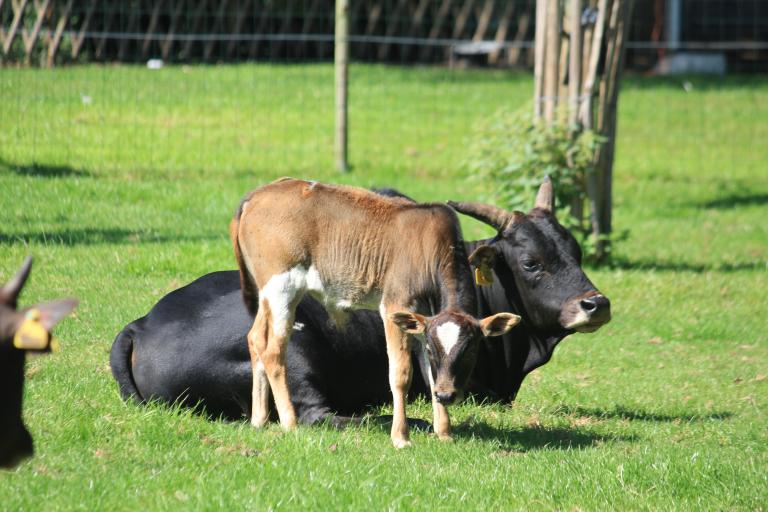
[13,309,49,351]
[475,266,494,286]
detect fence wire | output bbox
[1,0,766,182]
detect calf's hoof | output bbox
[250,416,269,429]
[392,438,412,449]
[437,433,454,442]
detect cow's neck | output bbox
[463,238,568,402]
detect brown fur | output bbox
[231,178,491,447]
[230,215,258,316]
[236,179,464,304]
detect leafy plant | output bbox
[465,105,614,263]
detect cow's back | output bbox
[119,270,429,420]
[129,271,254,418]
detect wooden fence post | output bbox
[533,0,634,261]
[568,0,582,128]
[592,0,635,259]
[533,0,546,120]
[542,0,561,124]
[335,0,350,173]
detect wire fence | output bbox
[2,1,767,69]
[1,1,766,181]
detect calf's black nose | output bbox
[435,391,456,404]
[580,294,610,317]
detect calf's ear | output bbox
[389,312,427,334]
[479,313,521,337]
[468,245,498,286]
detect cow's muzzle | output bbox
[560,292,611,332]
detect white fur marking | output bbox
[293,322,304,331]
[260,267,307,337]
[418,344,436,391]
[564,310,591,330]
[336,299,353,310]
[306,265,324,294]
[436,322,461,354]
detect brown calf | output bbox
[231,178,519,448]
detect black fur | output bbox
[110,194,608,422]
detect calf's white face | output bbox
[390,310,520,405]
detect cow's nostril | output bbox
[435,391,456,404]
[581,294,610,316]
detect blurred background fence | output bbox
[2,1,766,70]
[1,1,766,183]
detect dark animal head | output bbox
[0,257,77,469]
[448,177,611,337]
[390,309,519,405]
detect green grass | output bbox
[1,64,766,510]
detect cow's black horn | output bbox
[0,256,33,307]
[446,201,513,231]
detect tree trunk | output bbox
[532,0,635,262]
[335,0,350,173]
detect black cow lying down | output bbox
[110,179,611,426]
[1,257,77,468]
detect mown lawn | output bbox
[0,64,766,510]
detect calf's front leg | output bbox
[431,399,452,441]
[382,314,413,449]
[417,345,452,441]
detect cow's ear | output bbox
[12,299,77,352]
[389,312,427,334]
[34,299,78,330]
[534,176,555,213]
[468,245,498,286]
[479,313,521,337]
[0,256,33,308]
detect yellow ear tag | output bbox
[474,267,494,286]
[13,309,49,351]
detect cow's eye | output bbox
[522,259,541,272]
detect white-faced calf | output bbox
[0,257,77,469]
[231,178,519,448]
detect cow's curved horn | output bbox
[534,176,555,212]
[0,256,33,307]
[446,201,512,231]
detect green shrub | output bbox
[465,105,611,262]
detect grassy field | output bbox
[0,64,766,510]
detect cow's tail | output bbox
[230,200,258,316]
[109,327,144,403]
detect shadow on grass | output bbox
[556,404,734,423]
[0,157,91,178]
[452,421,636,451]
[700,193,768,210]
[0,228,223,246]
[610,257,762,273]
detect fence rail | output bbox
[0,0,538,66]
[2,0,766,70]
